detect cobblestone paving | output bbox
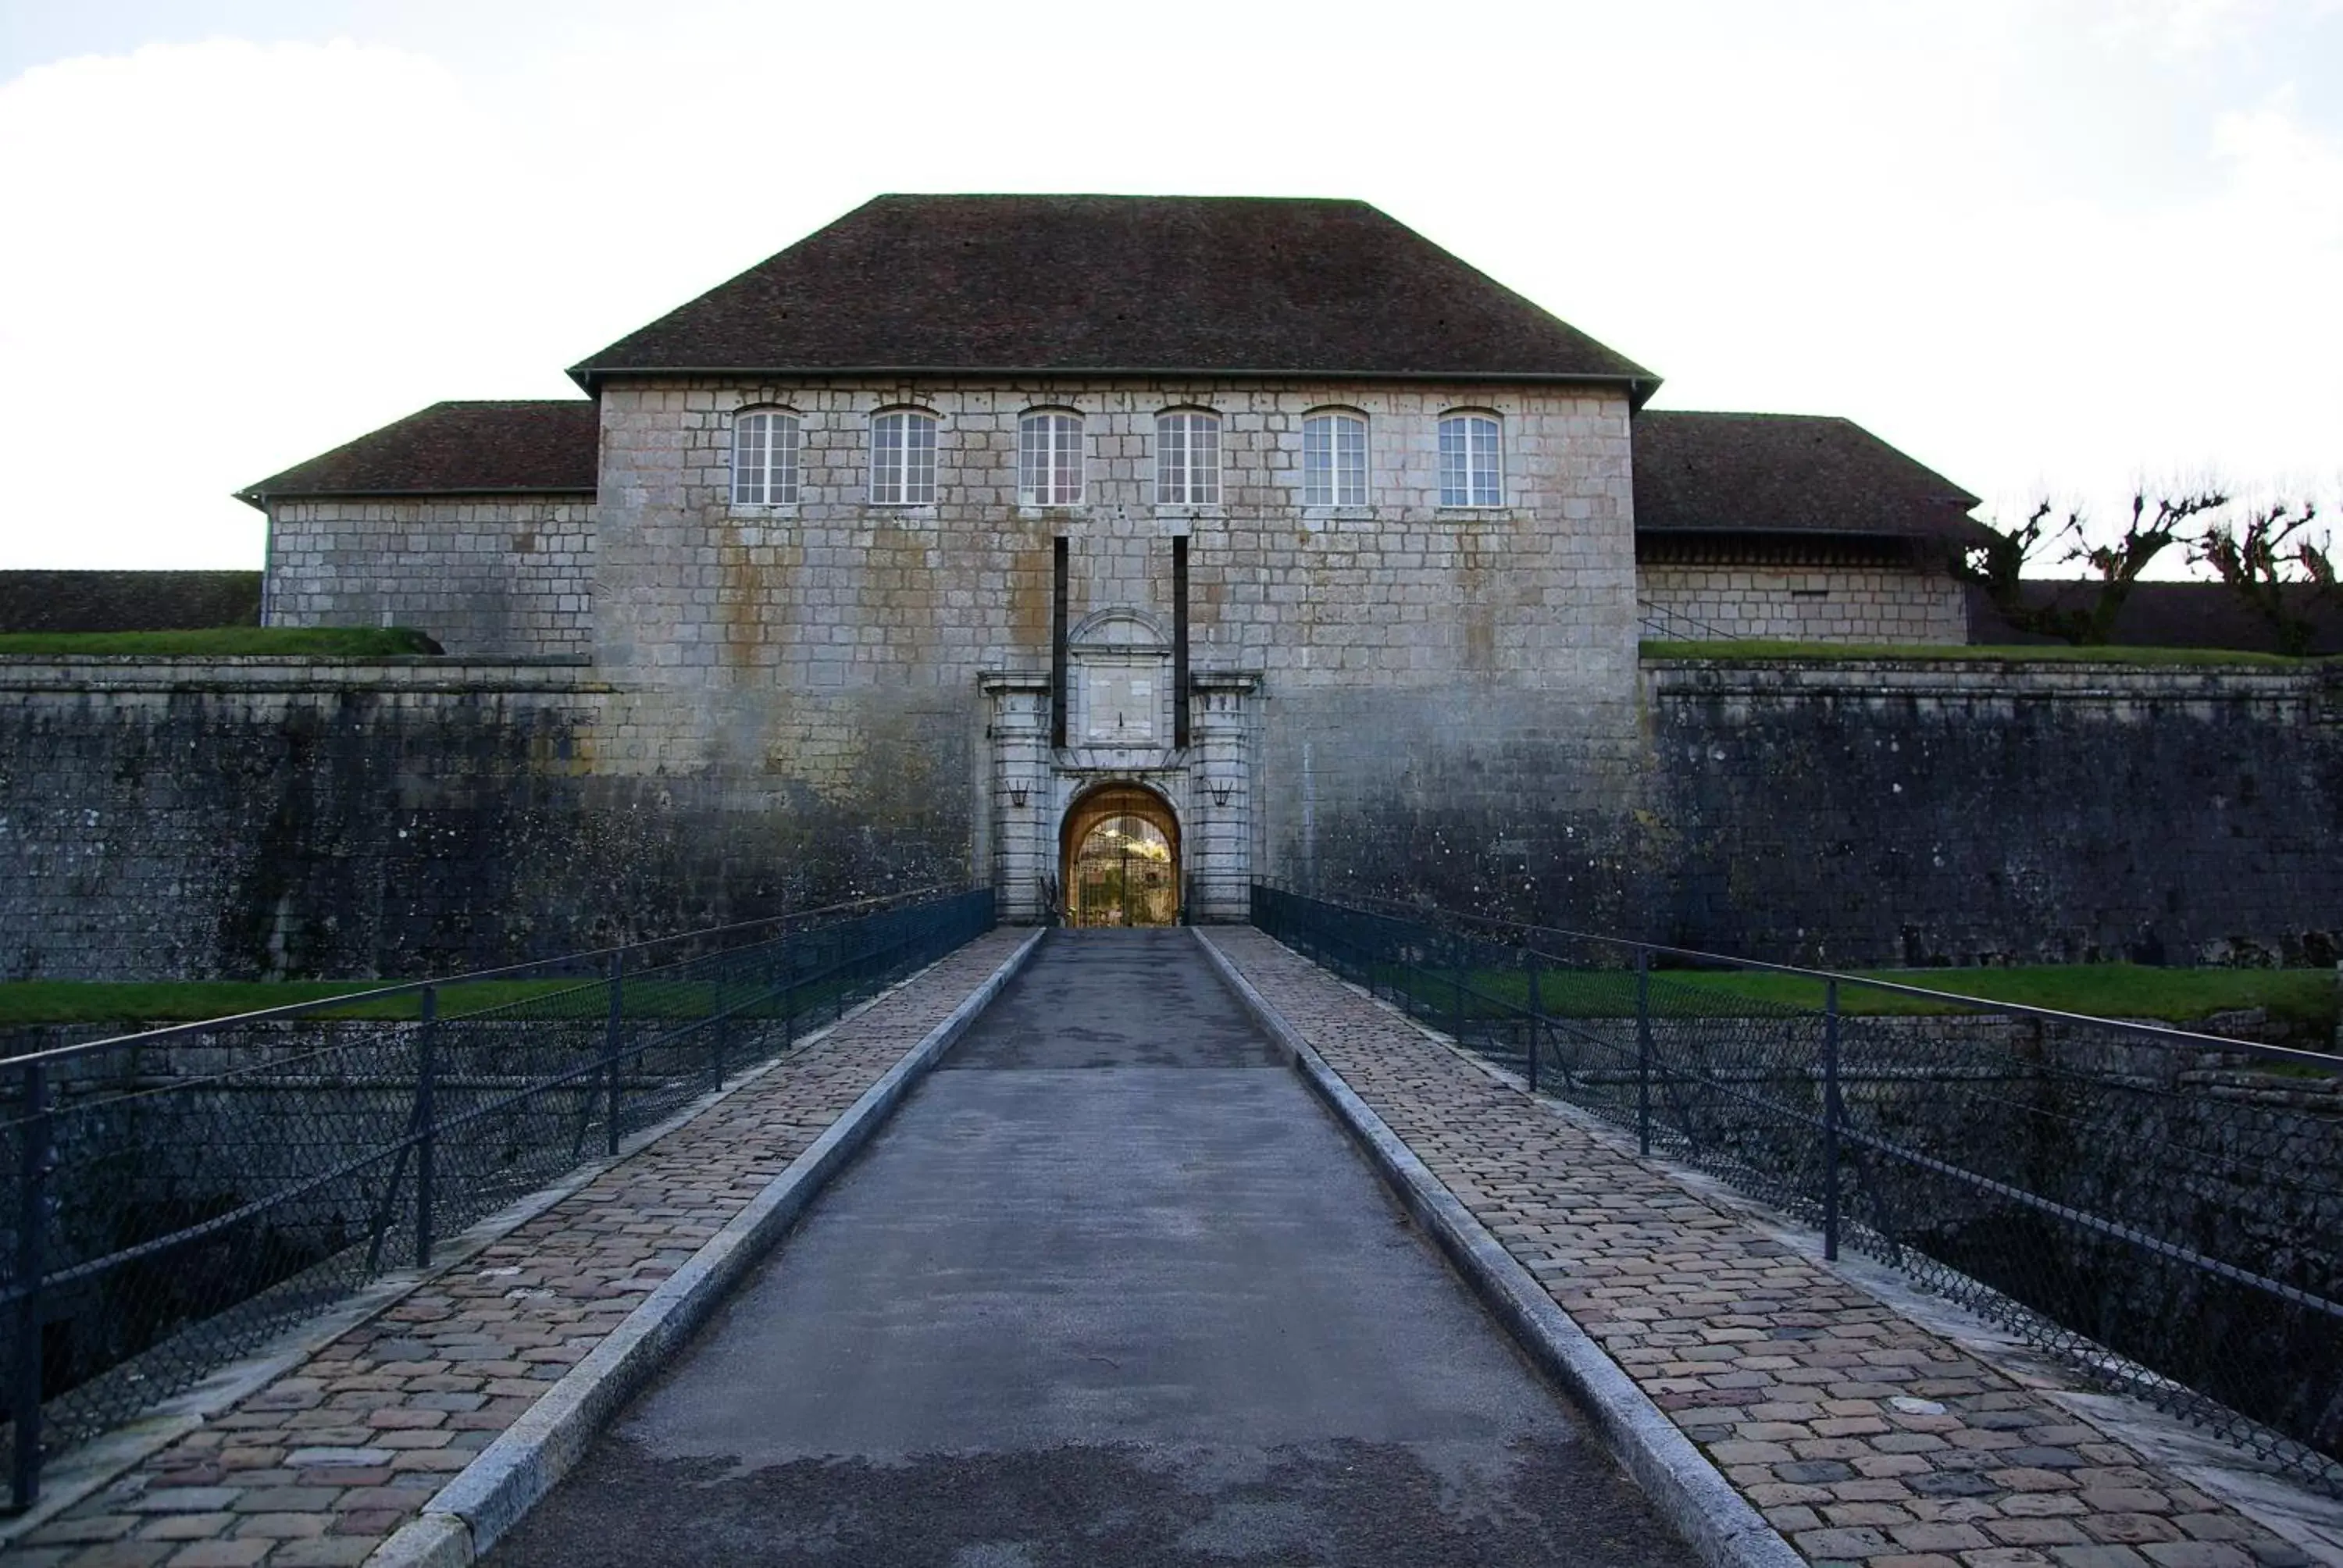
[1204,929,2313,1568]
[5,930,1031,1568]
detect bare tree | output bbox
[2191,501,2335,656]
[1960,491,2228,644]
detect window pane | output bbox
[772,415,800,504]
[734,415,765,506]
[1440,415,1501,505]
[872,413,902,504]
[1193,417,1219,504]
[1021,412,1076,505]
[1057,415,1080,504]
[907,414,935,504]
[1157,415,1186,504]
[1303,415,1332,507]
[1336,415,1366,506]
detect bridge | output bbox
[0,891,2335,1566]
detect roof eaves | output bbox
[1634,520,1989,545]
[235,485,598,511]
[569,363,1662,404]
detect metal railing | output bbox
[0,885,996,1510]
[1252,884,2343,1493]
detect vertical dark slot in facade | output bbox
[1172,535,1190,750]
[1050,537,1069,750]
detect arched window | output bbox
[1156,408,1220,505]
[1302,409,1368,507]
[1439,412,1503,507]
[730,408,801,506]
[1018,409,1084,506]
[869,408,938,504]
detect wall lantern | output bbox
[1211,779,1233,808]
[1009,786,1029,808]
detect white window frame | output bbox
[1156,409,1221,506]
[1302,410,1368,507]
[1438,412,1503,508]
[868,408,938,505]
[730,408,801,507]
[1018,410,1085,507]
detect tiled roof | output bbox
[569,194,1659,394]
[1633,411,1986,543]
[237,401,598,507]
[0,571,262,631]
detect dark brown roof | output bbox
[1966,581,2343,654]
[569,195,1658,395]
[1633,411,1987,543]
[238,401,598,506]
[0,571,262,632]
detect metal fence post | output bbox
[711,988,729,1092]
[1635,950,1653,1157]
[604,949,626,1157]
[12,1058,51,1513]
[1823,978,1842,1262]
[1525,957,1542,1094]
[1448,935,1467,1046]
[414,986,438,1269]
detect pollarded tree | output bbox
[2190,501,2335,657]
[1959,490,2230,644]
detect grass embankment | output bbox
[4,965,2331,1039]
[0,627,440,657]
[1403,964,2339,1032]
[0,976,866,1030]
[1640,640,2325,667]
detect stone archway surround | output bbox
[981,650,1258,926]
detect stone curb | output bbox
[365,926,1047,1568]
[1193,929,1806,1568]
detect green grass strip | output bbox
[1640,640,2323,667]
[0,627,440,657]
[1385,964,2338,1030]
[0,975,871,1030]
[6,964,2330,1036]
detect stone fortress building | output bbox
[240,194,1988,928]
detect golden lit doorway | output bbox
[1060,783,1181,928]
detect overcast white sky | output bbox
[1,0,2337,569]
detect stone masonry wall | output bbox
[589,376,1646,923]
[1644,657,2343,966]
[1637,561,1970,643]
[264,497,596,657]
[5,651,2339,980]
[0,659,942,981]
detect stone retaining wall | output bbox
[1642,657,2343,967]
[0,660,947,980]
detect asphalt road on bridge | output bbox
[481,928,1698,1567]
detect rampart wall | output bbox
[2,655,2338,978]
[1643,657,2343,966]
[0,659,940,980]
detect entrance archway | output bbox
[1059,783,1181,928]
